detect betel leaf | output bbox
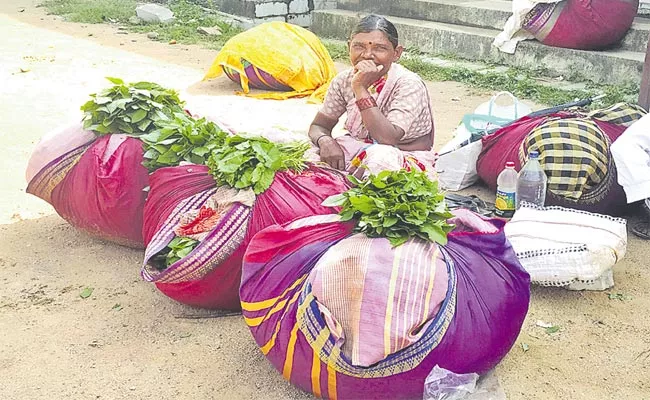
[161,236,199,269]
[79,287,94,299]
[81,77,185,137]
[106,77,125,85]
[130,109,147,123]
[140,113,227,172]
[323,169,455,247]
[207,135,311,195]
[321,193,347,207]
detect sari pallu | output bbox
[26,124,149,248]
[477,103,645,215]
[240,211,530,400]
[523,0,638,50]
[141,164,350,310]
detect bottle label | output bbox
[495,190,515,218]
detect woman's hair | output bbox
[350,14,399,48]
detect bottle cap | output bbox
[529,151,540,159]
[505,161,515,168]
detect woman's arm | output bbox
[356,65,434,151]
[309,112,346,170]
[352,61,405,146]
[354,86,405,146]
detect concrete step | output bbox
[624,18,650,53]
[337,0,511,31]
[312,9,645,85]
[334,0,650,53]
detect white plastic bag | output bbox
[474,91,531,122]
[424,366,478,400]
[423,366,506,400]
[437,140,483,191]
[437,92,531,191]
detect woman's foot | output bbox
[631,198,650,240]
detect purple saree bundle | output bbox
[241,210,530,399]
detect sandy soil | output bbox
[0,2,649,399]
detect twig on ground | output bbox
[173,311,241,319]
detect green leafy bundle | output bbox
[323,170,455,247]
[150,236,199,271]
[207,135,311,194]
[140,113,227,172]
[81,77,185,136]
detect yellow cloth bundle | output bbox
[204,22,337,103]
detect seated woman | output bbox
[308,15,436,178]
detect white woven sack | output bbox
[504,203,627,289]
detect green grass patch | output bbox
[42,0,242,49]
[401,55,639,107]
[41,0,137,23]
[129,1,242,49]
[323,40,349,62]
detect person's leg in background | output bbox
[611,114,650,239]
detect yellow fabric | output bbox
[204,22,337,103]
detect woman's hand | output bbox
[319,136,346,170]
[352,60,386,92]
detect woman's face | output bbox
[349,30,403,71]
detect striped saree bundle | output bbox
[141,164,349,310]
[26,124,149,248]
[241,209,530,400]
[477,103,646,216]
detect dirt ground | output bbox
[1,2,649,399]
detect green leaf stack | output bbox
[207,135,311,194]
[81,77,185,136]
[150,236,200,270]
[323,169,455,247]
[140,112,227,172]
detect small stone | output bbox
[128,16,142,25]
[168,39,177,45]
[197,26,222,37]
[451,97,461,102]
[147,32,159,40]
[136,4,174,24]
[117,31,128,35]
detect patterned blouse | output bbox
[319,64,434,144]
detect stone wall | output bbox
[193,0,337,27]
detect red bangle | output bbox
[356,96,377,111]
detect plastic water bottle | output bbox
[516,151,547,209]
[495,162,517,218]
